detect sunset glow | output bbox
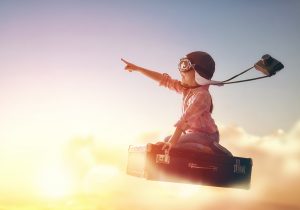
[0,1,299,210]
[37,165,74,199]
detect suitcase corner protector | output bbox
[146,143,152,152]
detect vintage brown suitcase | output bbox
[127,143,252,189]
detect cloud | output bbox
[1,120,299,209]
[219,121,300,207]
[55,120,300,210]
[135,130,162,144]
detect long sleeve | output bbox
[159,73,186,94]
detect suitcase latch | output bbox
[156,154,170,164]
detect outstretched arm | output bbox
[121,58,164,83]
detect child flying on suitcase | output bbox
[122,51,227,155]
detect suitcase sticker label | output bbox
[233,159,246,174]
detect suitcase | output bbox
[127,143,253,189]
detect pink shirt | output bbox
[159,73,218,134]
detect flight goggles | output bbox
[178,58,195,72]
[178,57,222,86]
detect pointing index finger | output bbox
[121,58,130,65]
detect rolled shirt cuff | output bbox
[159,73,170,86]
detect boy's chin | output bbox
[181,81,188,86]
[181,80,191,86]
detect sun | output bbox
[37,165,74,199]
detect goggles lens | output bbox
[178,58,194,72]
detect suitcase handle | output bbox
[188,163,218,171]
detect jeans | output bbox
[164,131,222,154]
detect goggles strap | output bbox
[211,66,272,86]
[222,66,254,83]
[195,65,272,86]
[221,75,270,85]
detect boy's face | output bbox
[180,69,196,86]
[178,57,198,86]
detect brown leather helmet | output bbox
[186,51,215,80]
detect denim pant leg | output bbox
[176,132,221,153]
[177,132,219,146]
[164,132,219,144]
[163,132,230,155]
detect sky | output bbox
[0,0,300,209]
